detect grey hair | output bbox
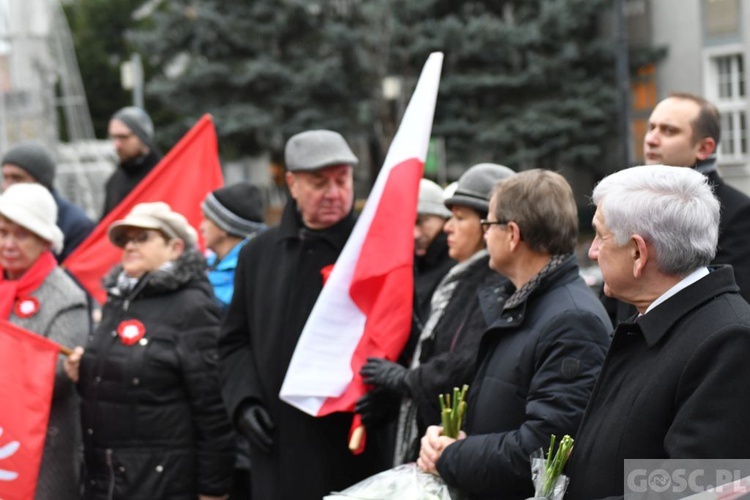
[592,165,719,276]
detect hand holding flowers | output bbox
[417,385,469,475]
[530,434,574,500]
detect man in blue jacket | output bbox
[201,182,267,313]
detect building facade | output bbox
[628,0,750,192]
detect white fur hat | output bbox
[0,183,64,254]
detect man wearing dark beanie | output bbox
[102,106,162,218]
[1,141,95,262]
[201,182,267,313]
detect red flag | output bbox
[0,320,60,500]
[280,53,443,425]
[63,115,224,303]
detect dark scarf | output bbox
[503,253,572,310]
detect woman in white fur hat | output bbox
[0,182,89,500]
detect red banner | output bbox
[63,114,224,303]
[0,320,60,500]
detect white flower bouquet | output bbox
[326,386,470,500]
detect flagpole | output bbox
[348,425,365,452]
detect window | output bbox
[704,0,740,37]
[715,54,745,99]
[706,51,749,159]
[721,111,748,157]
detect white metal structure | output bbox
[0,0,113,218]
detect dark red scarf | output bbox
[0,250,57,319]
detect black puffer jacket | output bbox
[78,249,235,500]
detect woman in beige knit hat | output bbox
[64,201,234,500]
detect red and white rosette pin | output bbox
[117,319,146,346]
[15,297,40,318]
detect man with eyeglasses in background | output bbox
[418,169,611,499]
[102,106,162,219]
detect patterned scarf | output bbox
[0,250,57,319]
[502,253,571,310]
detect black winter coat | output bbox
[436,256,611,499]
[406,254,507,430]
[78,249,235,500]
[414,232,455,323]
[399,233,456,364]
[219,201,390,500]
[566,266,750,500]
[53,190,95,263]
[707,168,750,302]
[101,150,161,218]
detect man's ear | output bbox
[695,136,717,160]
[631,234,649,278]
[507,221,522,252]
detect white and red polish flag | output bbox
[280,53,443,435]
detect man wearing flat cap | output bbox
[219,130,388,499]
[102,106,162,218]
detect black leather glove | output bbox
[360,357,410,396]
[355,387,400,428]
[236,403,275,454]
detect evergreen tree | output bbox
[129,0,387,157]
[390,0,618,175]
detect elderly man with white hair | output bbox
[566,165,750,499]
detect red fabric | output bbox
[0,319,60,499]
[0,251,57,319]
[278,54,441,457]
[62,115,224,303]
[318,159,421,417]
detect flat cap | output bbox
[284,130,358,172]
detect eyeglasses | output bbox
[109,132,134,142]
[480,219,509,232]
[114,231,161,248]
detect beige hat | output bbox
[108,202,197,248]
[0,183,64,254]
